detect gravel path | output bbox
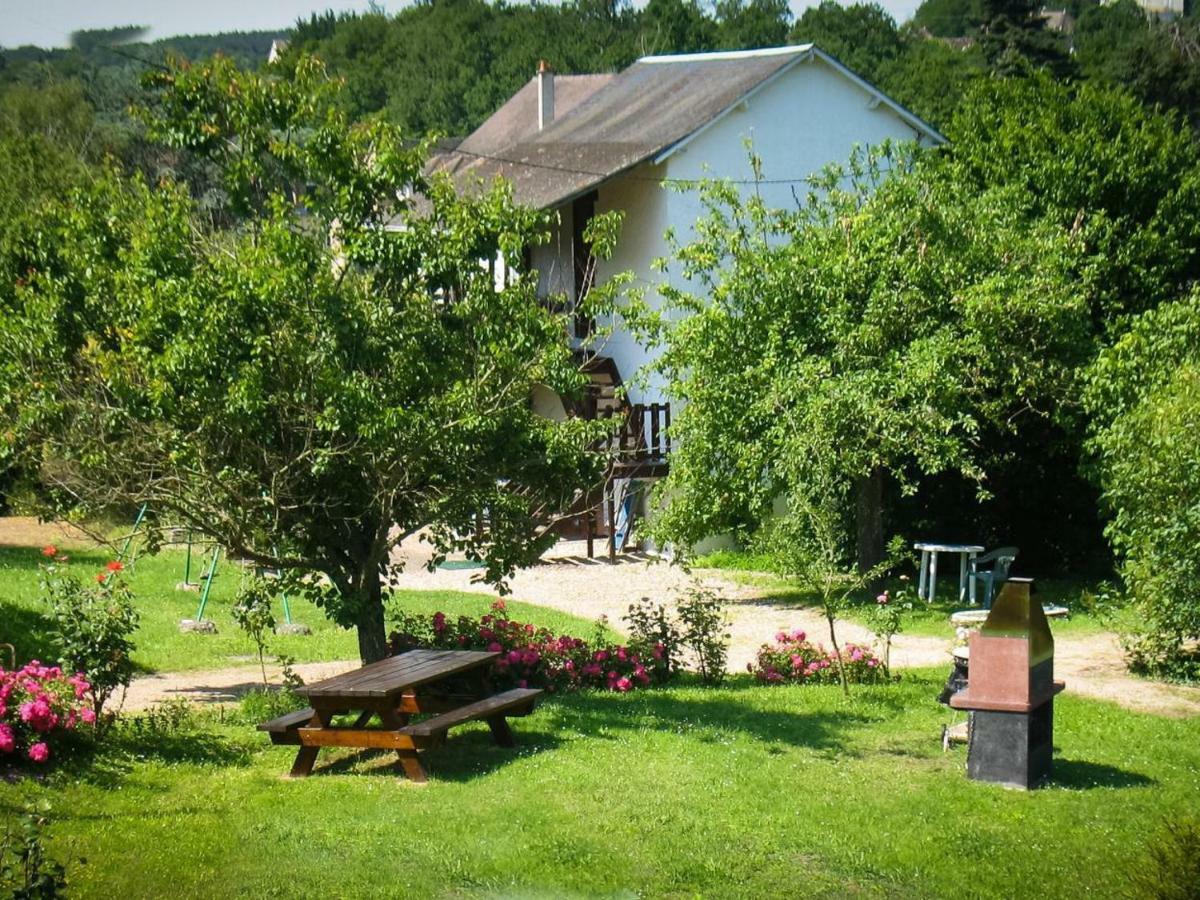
[86,533,1200,719]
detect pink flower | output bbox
[594,650,609,663]
[487,642,502,653]
[27,742,50,763]
[616,648,628,662]
[867,659,879,668]
[791,629,806,641]
[876,591,890,605]
[81,708,96,725]
[775,631,789,643]
[615,677,632,692]
[0,723,14,753]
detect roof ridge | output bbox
[638,44,813,64]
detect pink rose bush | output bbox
[388,601,658,693]
[749,630,883,685]
[0,660,92,765]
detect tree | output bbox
[910,0,983,38]
[791,2,902,84]
[714,0,792,50]
[638,0,717,55]
[975,0,1073,76]
[649,143,1091,575]
[0,56,612,663]
[1084,289,1200,676]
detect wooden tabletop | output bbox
[297,649,500,701]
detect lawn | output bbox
[1,671,1197,898]
[3,535,1198,898]
[0,543,616,674]
[694,550,1117,638]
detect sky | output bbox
[0,0,922,50]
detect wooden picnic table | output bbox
[258,649,541,782]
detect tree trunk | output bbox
[824,605,850,697]
[355,574,388,664]
[854,467,885,575]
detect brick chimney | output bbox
[537,59,554,131]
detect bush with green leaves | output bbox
[1085,289,1200,678]
[624,587,730,685]
[675,585,730,686]
[38,549,138,727]
[1124,817,1200,900]
[864,582,914,678]
[0,805,67,899]
[231,579,276,685]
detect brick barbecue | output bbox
[949,578,1065,789]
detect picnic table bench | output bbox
[258,649,541,782]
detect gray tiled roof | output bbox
[428,45,942,210]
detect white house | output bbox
[430,45,943,553]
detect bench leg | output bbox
[287,709,333,778]
[396,751,428,783]
[487,715,515,748]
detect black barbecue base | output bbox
[966,701,1054,790]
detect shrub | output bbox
[1085,291,1200,679]
[750,630,883,686]
[676,585,730,686]
[231,579,276,685]
[623,598,678,683]
[624,587,731,685]
[1124,817,1200,900]
[864,582,914,677]
[388,601,657,693]
[0,805,67,898]
[38,549,138,726]
[0,660,92,766]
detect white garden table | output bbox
[914,542,985,604]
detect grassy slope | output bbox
[694,551,1116,638]
[1,674,1197,898]
[0,544,612,673]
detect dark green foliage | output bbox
[791,2,902,83]
[1085,290,1200,677]
[69,26,149,52]
[713,0,792,50]
[910,0,984,37]
[0,806,67,900]
[975,0,1074,76]
[1075,1,1200,130]
[1125,818,1200,900]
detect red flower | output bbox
[95,572,107,583]
[106,560,124,572]
[41,545,57,558]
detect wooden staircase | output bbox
[555,352,671,558]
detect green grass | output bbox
[694,551,1116,638]
[2,673,1197,898]
[0,544,614,674]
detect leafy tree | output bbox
[649,143,1091,575]
[0,56,611,663]
[714,0,792,50]
[1085,289,1200,676]
[910,0,983,37]
[975,0,1073,76]
[943,75,1200,325]
[791,2,902,84]
[877,36,984,129]
[1075,1,1200,130]
[639,0,717,55]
